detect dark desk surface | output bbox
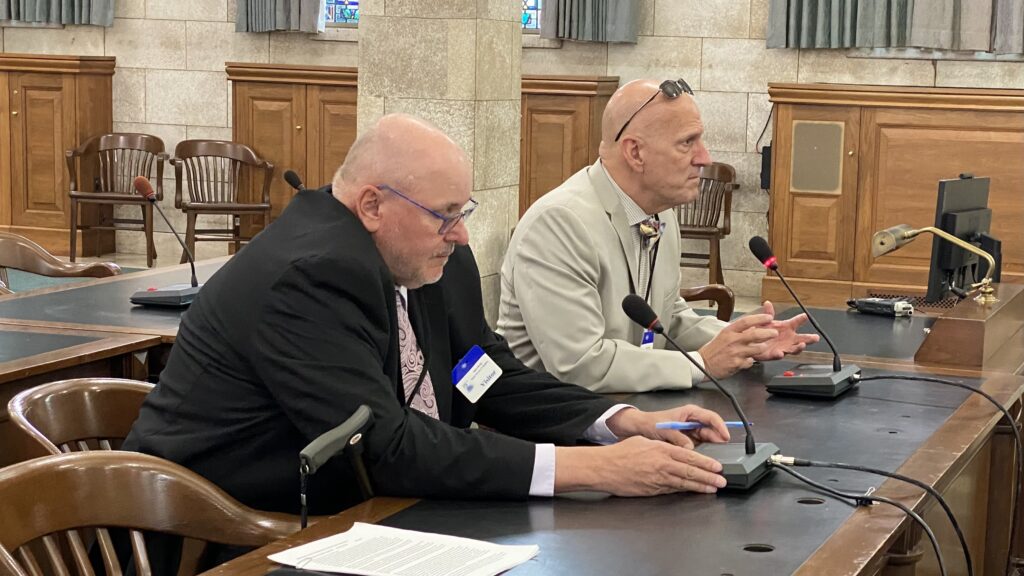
[0,258,227,342]
[205,362,1023,576]
[0,324,160,385]
[777,307,936,361]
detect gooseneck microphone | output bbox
[128,176,203,308]
[749,236,860,398]
[284,170,305,192]
[622,294,778,489]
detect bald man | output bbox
[125,114,735,571]
[498,80,817,393]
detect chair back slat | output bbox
[182,153,245,204]
[40,536,69,576]
[678,162,736,230]
[16,546,43,576]
[64,531,95,576]
[73,133,165,196]
[129,531,150,576]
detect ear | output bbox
[353,185,384,232]
[621,137,645,173]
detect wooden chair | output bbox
[66,133,168,268]
[680,284,735,322]
[0,452,299,576]
[0,231,120,292]
[171,140,274,262]
[677,162,738,285]
[7,378,153,456]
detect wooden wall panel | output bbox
[0,72,10,228]
[520,95,588,216]
[305,85,357,189]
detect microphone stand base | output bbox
[130,284,202,308]
[765,364,861,399]
[696,442,779,490]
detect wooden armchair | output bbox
[66,133,168,268]
[678,162,738,285]
[171,140,274,261]
[0,231,120,292]
[680,284,735,322]
[0,452,299,576]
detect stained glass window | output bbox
[326,0,359,26]
[522,0,542,30]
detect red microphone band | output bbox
[646,318,660,332]
[761,256,777,269]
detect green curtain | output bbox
[766,0,914,49]
[0,0,113,26]
[236,0,325,33]
[540,0,638,43]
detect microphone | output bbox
[284,170,305,192]
[749,236,860,398]
[128,176,202,308]
[622,294,778,490]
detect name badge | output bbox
[640,329,655,350]
[452,345,502,403]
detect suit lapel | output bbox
[588,164,638,280]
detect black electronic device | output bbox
[847,297,914,317]
[925,175,1000,303]
[749,236,860,398]
[621,295,777,490]
[128,176,202,308]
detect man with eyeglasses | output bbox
[125,113,736,572]
[498,80,818,393]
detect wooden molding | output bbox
[0,53,115,75]
[521,75,619,96]
[769,82,1024,112]
[226,62,358,87]
[915,283,1024,369]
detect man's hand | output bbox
[698,313,778,379]
[607,405,730,449]
[555,438,728,496]
[750,301,820,361]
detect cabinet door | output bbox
[854,107,1024,286]
[520,94,589,215]
[305,85,357,189]
[770,104,859,280]
[233,82,305,236]
[9,72,76,231]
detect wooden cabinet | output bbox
[228,63,357,236]
[520,76,617,215]
[766,84,1024,306]
[0,54,114,256]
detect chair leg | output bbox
[232,215,241,253]
[69,199,78,262]
[182,212,197,264]
[709,237,724,285]
[142,204,155,268]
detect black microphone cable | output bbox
[853,372,1023,575]
[770,462,949,576]
[771,455,971,576]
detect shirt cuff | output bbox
[529,443,556,497]
[582,403,635,445]
[689,351,708,383]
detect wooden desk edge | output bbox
[200,497,418,575]
[0,327,161,385]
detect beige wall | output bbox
[1,0,358,261]
[523,0,1024,298]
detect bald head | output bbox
[597,79,712,214]
[334,113,470,206]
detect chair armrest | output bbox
[170,157,184,208]
[680,284,735,322]
[155,153,168,201]
[722,185,734,236]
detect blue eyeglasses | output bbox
[377,184,478,235]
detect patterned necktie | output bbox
[395,290,439,419]
[637,217,663,299]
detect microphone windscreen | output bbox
[749,236,775,266]
[133,176,156,200]
[622,294,660,331]
[284,170,303,191]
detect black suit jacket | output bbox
[124,187,616,515]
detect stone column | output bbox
[358,0,522,326]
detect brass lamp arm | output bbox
[906,226,996,289]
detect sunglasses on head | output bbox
[614,79,694,142]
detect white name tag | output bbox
[452,345,502,403]
[640,329,655,350]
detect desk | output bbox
[0,324,159,466]
[204,361,1024,576]
[0,257,228,343]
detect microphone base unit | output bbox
[129,284,202,308]
[766,364,861,399]
[696,442,779,490]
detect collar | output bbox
[596,160,656,227]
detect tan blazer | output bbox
[497,162,727,393]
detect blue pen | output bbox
[655,421,749,430]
